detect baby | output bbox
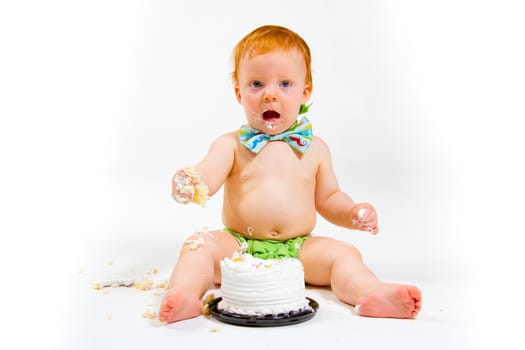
[159,25,421,323]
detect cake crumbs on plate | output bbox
[209,327,220,333]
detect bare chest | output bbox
[235,142,317,182]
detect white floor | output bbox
[59,233,481,350]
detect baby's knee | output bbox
[342,242,363,262]
[180,229,216,253]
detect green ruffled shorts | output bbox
[224,227,310,259]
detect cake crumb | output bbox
[185,237,205,250]
[202,293,215,305]
[154,281,168,289]
[135,278,154,291]
[91,282,103,290]
[201,293,215,316]
[146,268,158,275]
[143,310,158,319]
[209,327,220,333]
[107,315,112,320]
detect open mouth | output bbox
[262,110,280,121]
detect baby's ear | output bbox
[302,84,312,103]
[234,86,242,103]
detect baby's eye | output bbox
[250,81,263,88]
[279,80,291,88]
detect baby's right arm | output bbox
[171,133,236,205]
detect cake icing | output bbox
[218,253,310,315]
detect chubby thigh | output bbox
[297,236,363,286]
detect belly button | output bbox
[270,231,278,237]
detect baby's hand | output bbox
[171,167,209,206]
[172,169,195,204]
[351,203,379,235]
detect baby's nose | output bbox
[263,86,277,102]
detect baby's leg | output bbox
[158,229,239,323]
[298,237,421,319]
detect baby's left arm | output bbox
[314,138,378,234]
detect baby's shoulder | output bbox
[207,131,238,152]
[212,131,238,145]
[311,135,331,154]
[304,136,332,164]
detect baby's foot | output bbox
[357,284,422,319]
[158,289,202,323]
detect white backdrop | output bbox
[1,0,524,348]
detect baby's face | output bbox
[235,49,312,134]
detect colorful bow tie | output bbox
[239,117,313,153]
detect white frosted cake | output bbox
[218,253,310,316]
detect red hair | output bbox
[231,25,312,88]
